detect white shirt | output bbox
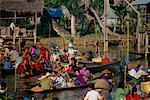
[10,22,15,30]
[84,90,102,100]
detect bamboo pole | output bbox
[124,0,141,53]
[124,19,130,94]
[13,11,16,48]
[34,13,37,43]
[104,0,109,56]
[14,63,17,93]
[145,31,149,68]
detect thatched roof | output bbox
[0,0,44,13]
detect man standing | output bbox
[10,21,15,36]
[84,85,102,100]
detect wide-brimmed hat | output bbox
[95,79,110,89]
[102,69,111,74]
[31,86,43,92]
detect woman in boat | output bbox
[3,57,13,70]
[0,53,5,63]
[88,51,94,61]
[101,54,110,65]
[32,59,44,73]
[17,59,33,77]
[80,65,91,81]
[51,50,60,63]
[23,47,30,60]
[65,65,74,73]
[50,71,58,85]
[126,87,141,100]
[70,57,77,69]
[80,65,90,76]
[54,73,67,88]
[74,70,87,86]
[30,45,37,61]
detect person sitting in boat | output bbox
[3,57,13,70]
[0,53,5,63]
[128,63,148,79]
[126,87,141,100]
[59,49,69,62]
[50,71,58,85]
[30,45,37,61]
[0,82,7,94]
[80,53,88,61]
[88,51,94,61]
[101,54,110,65]
[101,69,114,84]
[32,72,52,92]
[70,57,77,69]
[65,65,74,73]
[23,47,30,60]
[80,65,90,76]
[10,48,19,62]
[17,59,33,77]
[32,59,44,73]
[80,65,91,80]
[74,70,87,86]
[54,73,67,88]
[67,78,75,87]
[51,50,60,63]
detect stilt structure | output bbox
[104,0,109,56]
[124,0,141,53]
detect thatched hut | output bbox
[0,0,44,44]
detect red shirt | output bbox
[34,62,44,71]
[17,63,26,74]
[126,93,141,100]
[66,68,74,73]
[102,57,110,64]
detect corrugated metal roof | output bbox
[101,0,118,19]
[132,0,150,5]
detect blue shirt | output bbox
[3,60,13,70]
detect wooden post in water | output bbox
[104,0,109,56]
[14,63,17,93]
[124,0,141,53]
[124,16,130,94]
[34,12,37,43]
[145,31,149,67]
[13,11,17,48]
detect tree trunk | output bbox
[90,7,120,37]
[71,15,76,38]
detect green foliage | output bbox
[0,19,11,27]
[44,0,61,7]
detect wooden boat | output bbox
[78,60,121,73]
[77,60,101,65]
[21,82,94,94]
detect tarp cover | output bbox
[47,8,63,18]
[132,0,150,5]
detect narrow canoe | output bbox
[21,82,94,94]
[78,60,121,73]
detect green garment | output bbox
[57,51,62,55]
[40,78,52,90]
[111,88,125,100]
